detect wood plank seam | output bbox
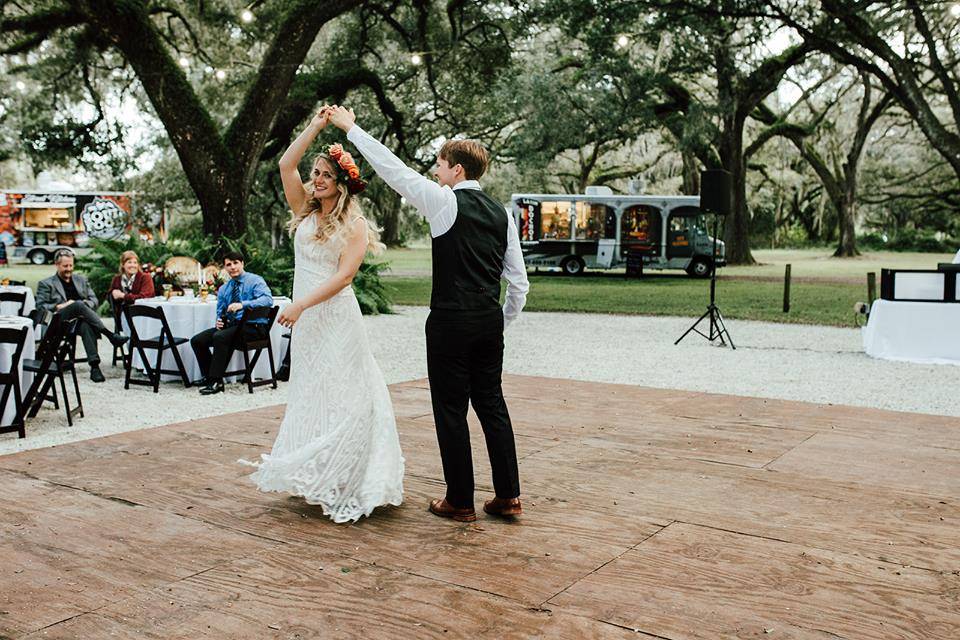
[761,431,819,469]
[671,520,947,575]
[541,521,676,609]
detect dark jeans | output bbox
[56,301,110,366]
[426,308,520,509]
[191,324,268,381]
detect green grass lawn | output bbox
[385,274,869,327]
[379,246,953,282]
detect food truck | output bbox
[511,187,725,277]
[0,190,137,264]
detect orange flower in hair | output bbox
[326,143,366,194]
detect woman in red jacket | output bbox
[108,250,155,310]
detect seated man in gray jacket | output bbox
[36,249,129,382]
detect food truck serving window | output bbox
[540,201,572,240]
[621,205,660,242]
[574,202,614,241]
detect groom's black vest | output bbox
[430,189,507,312]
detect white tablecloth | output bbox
[862,299,960,365]
[0,286,35,317]
[124,296,291,383]
[0,316,35,426]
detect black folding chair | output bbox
[0,325,29,438]
[23,316,84,426]
[123,305,191,393]
[223,305,280,393]
[0,291,28,316]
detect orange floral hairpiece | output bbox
[327,143,366,194]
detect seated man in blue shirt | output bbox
[191,250,273,395]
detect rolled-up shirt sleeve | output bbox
[501,213,529,328]
[346,124,456,237]
[242,276,273,309]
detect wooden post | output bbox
[783,264,791,313]
[867,272,876,306]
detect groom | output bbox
[327,105,529,522]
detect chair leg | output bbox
[124,347,134,390]
[58,373,72,427]
[266,343,277,390]
[13,382,25,439]
[69,365,83,419]
[169,342,191,388]
[152,346,163,393]
[242,346,254,393]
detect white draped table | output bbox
[0,315,34,427]
[0,285,36,317]
[862,299,960,365]
[124,295,291,383]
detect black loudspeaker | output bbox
[700,169,732,216]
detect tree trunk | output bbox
[718,113,756,265]
[681,151,700,195]
[834,194,859,257]
[378,197,402,246]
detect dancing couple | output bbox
[241,104,529,524]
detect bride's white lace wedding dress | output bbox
[240,213,404,523]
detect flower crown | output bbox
[327,143,366,194]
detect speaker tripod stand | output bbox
[675,213,735,349]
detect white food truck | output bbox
[511,187,725,277]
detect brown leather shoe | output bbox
[429,498,477,522]
[483,496,522,517]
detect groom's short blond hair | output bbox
[439,139,489,180]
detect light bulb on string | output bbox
[215,69,226,80]
[411,53,423,66]
[179,57,190,68]
[616,35,629,48]
[15,80,26,92]
[241,9,255,23]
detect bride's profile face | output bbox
[312,159,339,201]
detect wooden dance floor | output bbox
[1,376,958,639]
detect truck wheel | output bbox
[560,256,585,276]
[686,256,713,278]
[28,249,49,265]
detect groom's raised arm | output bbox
[346,125,456,236]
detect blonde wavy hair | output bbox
[287,154,385,256]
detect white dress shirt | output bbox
[347,124,529,326]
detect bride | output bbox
[239,107,404,523]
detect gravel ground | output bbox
[2,305,955,455]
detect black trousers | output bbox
[56,301,109,366]
[190,324,267,381]
[426,309,520,508]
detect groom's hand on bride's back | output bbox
[326,105,356,133]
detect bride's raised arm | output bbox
[278,108,330,214]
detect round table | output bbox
[125,295,291,383]
[0,315,35,427]
[0,285,36,317]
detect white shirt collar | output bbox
[452,180,481,191]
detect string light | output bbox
[411,53,422,65]
[241,9,255,23]
[616,35,629,48]
[178,57,190,68]
[15,80,26,92]
[215,69,226,80]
